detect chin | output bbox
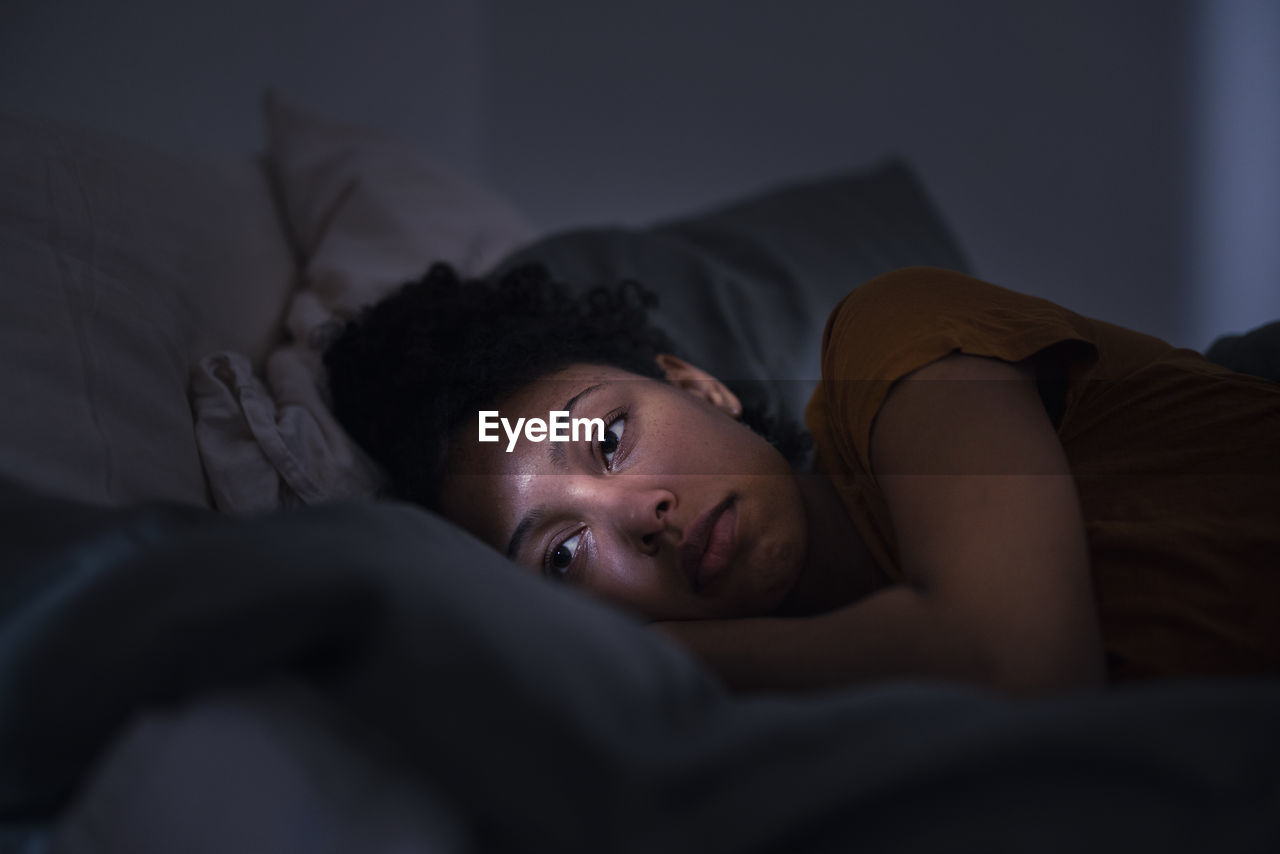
[731,552,803,618]
[758,536,806,609]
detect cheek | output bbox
[731,476,808,613]
[584,534,696,620]
[585,535,651,593]
[756,513,800,558]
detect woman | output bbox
[323,262,1280,695]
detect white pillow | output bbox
[190,93,539,513]
[0,113,294,507]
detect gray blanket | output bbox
[2,477,1279,853]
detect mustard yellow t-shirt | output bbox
[805,267,1280,680]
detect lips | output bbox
[680,496,738,592]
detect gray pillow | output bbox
[0,112,294,508]
[494,159,970,425]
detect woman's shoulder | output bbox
[831,266,996,310]
[807,268,1105,475]
[822,267,962,345]
[819,267,1100,382]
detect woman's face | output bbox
[438,358,809,621]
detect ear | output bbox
[654,353,742,419]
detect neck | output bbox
[775,472,887,617]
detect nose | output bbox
[603,483,674,554]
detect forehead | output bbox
[503,364,619,411]
[436,363,635,544]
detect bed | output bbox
[2,93,1278,854]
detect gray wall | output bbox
[1188,0,1280,349]
[485,0,1196,345]
[3,0,1276,349]
[0,0,488,175]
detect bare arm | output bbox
[658,353,1104,695]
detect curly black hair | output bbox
[323,262,810,509]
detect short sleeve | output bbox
[808,267,1099,474]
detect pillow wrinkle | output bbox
[191,351,386,514]
[264,346,385,500]
[283,291,335,350]
[191,354,291,511]
[229,365,324,506]
[300,176,360,261]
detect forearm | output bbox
[663,586,964,692]
[661,585,1102,695]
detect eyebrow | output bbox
[505,382,605,561]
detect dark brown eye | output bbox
[601,416,626,467]
[546,532,582,578]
